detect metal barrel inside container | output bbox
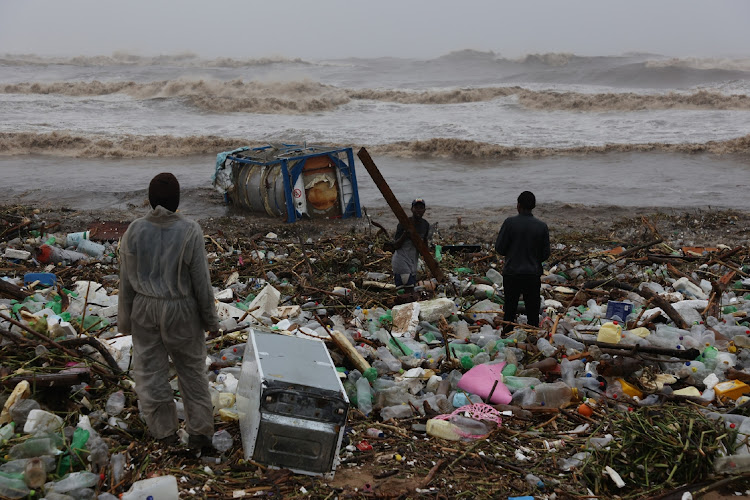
[231,163,287,217]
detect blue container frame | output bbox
[226,144,362,223]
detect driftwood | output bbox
[1,367,91,388]
[580,338,700,360]
[0,278,31,300]
[329,330,371,373]
[583,279,689,330]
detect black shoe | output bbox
[188,434,212,455]
[157,433,179,447]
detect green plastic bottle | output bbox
[460,356,474,370]
[501,364,517,377]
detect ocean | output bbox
[1,50,749,217]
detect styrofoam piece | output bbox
[246,284,280,319]
[24,409,64,434]
[104,335,134,372]
[214,288,234,301]
[4,248,31,260]
[120,475,179,500]
[215,301,247,321]
[276,305,301,319]
[418,298,457,323]
[392,302,420,337]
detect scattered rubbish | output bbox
[2,203,750,498]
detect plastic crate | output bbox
[605,301,633,321]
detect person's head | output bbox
[149,172,180,212]
[517,191,535,213]
[411,198,426,220]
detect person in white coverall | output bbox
[118,172,219,451]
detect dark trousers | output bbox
[502,274,542,331]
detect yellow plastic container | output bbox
[597,321,623,344]
[616,378,643,399]
[714,380,750,401]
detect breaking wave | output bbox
[0,132,255,157]
[2,131,748,159]
[645,57,750,72]
[3,79,750,112]
[0,51,310,68]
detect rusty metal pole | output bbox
[357,147,444,282]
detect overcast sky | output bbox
[1,0,749,60]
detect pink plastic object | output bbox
[434,403,504,438]
[456,362,512,404]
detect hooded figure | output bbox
[118,173,219,450]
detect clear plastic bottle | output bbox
[525,473,545,489]
[376,347,402,372]
[450,415,492,437]
[551,334,585,353]
[105,391,125,416]
[212,429,233,453]
[110,453,126,485]
[379,404,413,420]
[536,337,557,357]
[356,377,373,415]
[47,471,99,493]
[527,381,573,408]
[0,422,16,443]
[0,471,29,499]
[8,435,62,459]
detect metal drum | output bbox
[232,163,287,218]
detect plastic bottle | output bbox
[120,475,179,500]
[23,457,46,488]
[76,239,105,258]
[366,428,384,438]
[536,337,557,357]
[426,419,461,441]
[525,473,545,489]
[0,422,15,443]
[0,471,29,500]
[212,429,233,453]
[450,415,492,437]
[47,471,99,493]
[528,382,573,408]
[486,268,503,286]
[379,405,413,420]
[35,245,90,264]
[104,391,125,416]
[551,334,585,353]
[65,231,90,248]
[8,435,61,459]
[376,347,402,372]
[356,377,373,415]
[110,453,126,485]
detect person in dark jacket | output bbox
[495,191,550,332]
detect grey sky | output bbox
[1,0,749,60]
